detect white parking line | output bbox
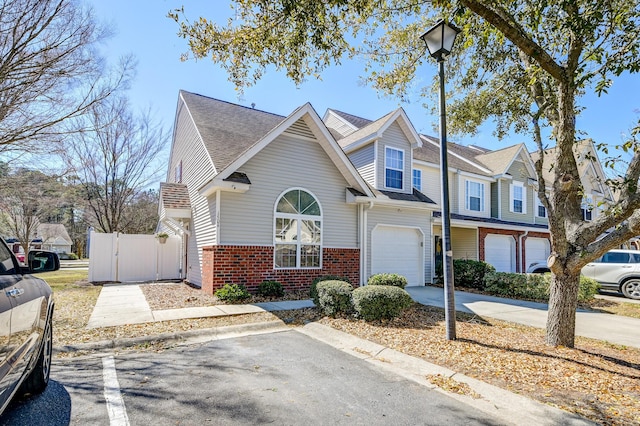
[102,356,130,426]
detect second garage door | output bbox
[371,225,423,287]
[485,234,515,272]
[525,237,550,271]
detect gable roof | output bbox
[326,109,373,131]
[334,108,422,151]
[36,224,71,244]
[194,99,375,198]
[475,143,534,177]
[417,135,494,176]
[530,139,613,200]
[179,90,286,173]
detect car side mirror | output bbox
[27,250,60,273]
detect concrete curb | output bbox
[297,322,595,426]
[54,320,290,354]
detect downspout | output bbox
[519,230,529,273]
[497,179,502,220]
[361,201,374,286]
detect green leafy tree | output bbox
[170,1,640,347]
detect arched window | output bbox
[274,189,322,269]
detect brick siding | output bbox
[201,245,360,294]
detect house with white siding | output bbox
[158,91,613,292]
[326,110,552,275]
[158,91,437,294]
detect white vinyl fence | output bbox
[88,231,181,282]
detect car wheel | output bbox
[621,279,640,300]
[19,314,52,396]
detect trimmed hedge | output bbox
[316,280,353,316]
[215,283,250,302]
[483,272,600,302]
[367,273,408,289]
[257,280,284,297]
[453,259,495,290]
[352,286,413,321]
[310,275,351,306]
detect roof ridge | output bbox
[180,90,285,119]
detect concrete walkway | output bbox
[88,283,639,349]
[406,286,640,349]
[86,282,314,329]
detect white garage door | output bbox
[371,226,423,287]
[525,237,550,270]
[485,234,515,272]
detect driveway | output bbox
[4,331,509,425]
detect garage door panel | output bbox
[525,238,549,270]
[371,226,423,287]
[485,235,515,273]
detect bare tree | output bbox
[0,168,65,256]
[64,95,168,233]
[0,0,132,155]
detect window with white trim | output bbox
[385,147,404,189]
[536,194,546,218]
[582,195,593,221]
[274,189,322,268]
[412,169,422,191]
[465,180,484,212]
[510,182,526,214]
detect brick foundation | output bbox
[201,245,360,294]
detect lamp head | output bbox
[420,19,461,60]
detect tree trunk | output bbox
[545,271,580,347]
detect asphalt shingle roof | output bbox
[328,109,373,130]
[160,182,191,210]
[180,91,286,173]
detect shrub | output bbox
[68,253,79,260]
[367,273,408,289]
[484,272,547,300]
[215,283,250,302]
[310,275,351,305]
[316,280,353,316]
[483,272,600,302]
[257,280,284,297]
[453,259,495,290]
[578,276,600,301]
[352,286,413,321]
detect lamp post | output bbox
[421,19,461,341]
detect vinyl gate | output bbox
[88,231,181,282]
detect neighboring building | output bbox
[158,91,613,293]
[3,223,73,260]
[35,223,73,255]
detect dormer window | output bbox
[465,180,484,212]
[385,147,404,190]
[412,169,422,191]
[582,195,593,221]
[510,182,526,214]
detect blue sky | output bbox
[91,1,639,162]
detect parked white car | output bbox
[527,249,640,300]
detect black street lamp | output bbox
[421,19,461,341]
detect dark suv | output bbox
[0,238,58,414]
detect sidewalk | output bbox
[406,286,640,349]
[86,282,314,328]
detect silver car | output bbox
[1,239,58,414]
[582,249,640,300]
